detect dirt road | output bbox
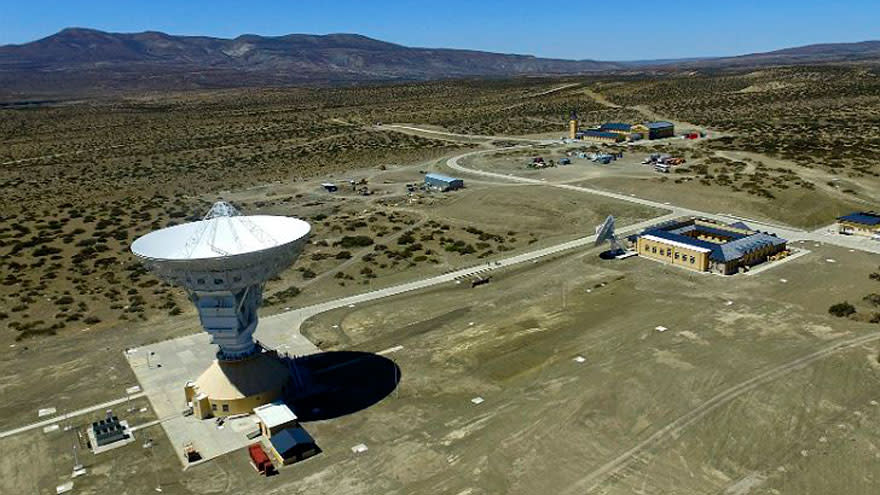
[564,329,880,494]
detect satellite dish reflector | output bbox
[594,215,624,255]
[131,201,311,361]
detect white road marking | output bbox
[377,345,404,355]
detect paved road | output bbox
[258,139,879,346]
[256,211,679,347]
[6,126,872,464]
[443,145,880,254]
[0,392,146,439]
[382,124,544,143]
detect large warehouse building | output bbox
[634,218,787,275]
[425,173,464,191]
[571,121,675,142]
[837,212,880,238]
[599,122,634,137]
[577,130,625,143]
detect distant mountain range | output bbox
[1,28,878,96]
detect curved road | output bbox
[8,127,872,495]
[253,138,880,491]
[260,137,880,492]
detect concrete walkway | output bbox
[256,212,679,343]
[0,392,146,439]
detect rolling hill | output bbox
[0,28,878,97]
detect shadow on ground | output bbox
[598,249,624,260]
[281,351,401,422]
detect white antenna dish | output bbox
[594,215,624,254]
[131,201,311,361]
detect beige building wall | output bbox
[839,221,880,238]
[637,237,709,272]
[206,388,283,417]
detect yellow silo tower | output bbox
[568,110,578,140]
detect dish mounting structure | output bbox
[131,201,310,361]
[594,215,624,254]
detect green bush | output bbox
[336,235,373,248]
[828,302,856,318]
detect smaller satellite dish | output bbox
[594,215,624,256]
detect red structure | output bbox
[249,444,274,475]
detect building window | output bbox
[675,253,680,260]
[222,404,229,412]
[211,403,217,411]
[652,247,657,254]
[689,256,695,264]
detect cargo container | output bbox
[249,443,274,475]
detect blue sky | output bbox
[1,0,877,60]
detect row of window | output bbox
[211,403,230,412]
[643,243,696,264]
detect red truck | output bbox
[249,444,274,475]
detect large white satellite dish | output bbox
[131,201,310,360]
[594,215,624,255]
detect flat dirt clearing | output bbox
[418,183,661,245]
[291,244,880,494]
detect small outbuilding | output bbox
[268,427,320,466]
[91,415,128,447]
[425,173,464,191]
[321,183,338,192]
[253,402,298,439]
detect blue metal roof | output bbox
[668,223,748,240]
[270,427,315,456]
[645,121,674,129]
[838,212,880,225]
[729,221,752,230]
[581,130,620,139]
[641,229,718,251]
[600,122,632,131]
[425,173,461,183]
[711,233,786,263]
[641,228,785,263]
